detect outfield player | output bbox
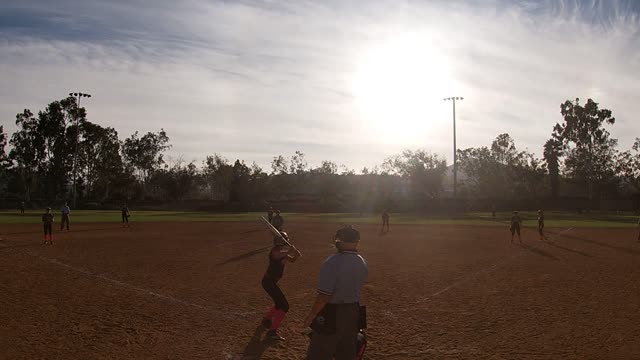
[537,210,546,240]
[261,231,301,341]
[491,204,496,222]
[637,216,640,242]
[20,201,25,215]
[510,211,522,244]
[60,202,70,231]
[381,210,390,233]
[42,207,54,245]
[272,210,284,231]
[121,203,130,227]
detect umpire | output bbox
[303,225,368,360]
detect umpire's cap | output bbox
[334,225,360,243]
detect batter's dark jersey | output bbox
[265,247,287,280]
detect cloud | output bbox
[1,0,640,171]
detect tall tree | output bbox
[271,155,288,175]
[230,159,251,203]
[37,98,81,198]
[78,122,124,199]
[314,160,338,175]
[383,149,447,199]
[122,129,171,196]
[289,151,308,175]
[458,134,545,199]
[0,125,7,165]
[9,109,45,201]
[615,137,640,194]
[202,154,233,201]
[553,98,616,200]
[543,138,562,199]
[0,126,8,195]
[491,133,519,166]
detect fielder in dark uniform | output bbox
[20,201,25,215]
[636,216,640,242]
[304,225,368,360]
[537,210,546,240]
[267,207,274,223]
[381,210,390,233]
[510,211,522,244]
[42,207,54,245]
[272,210,284,231]
[261,231,301,341]
[121,203,130,227]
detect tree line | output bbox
[0,96,638,210]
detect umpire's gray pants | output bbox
[306,303,359,360]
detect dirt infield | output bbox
[1,221,640,359]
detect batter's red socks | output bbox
[270,310,286,330]
[264,306,277,320]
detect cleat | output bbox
[266,330,285,341]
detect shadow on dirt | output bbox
[0,226,120,236]
[544,241,593,257]
[216,247,271,266]
[518,243,558,260]
[239,324,276,359]
[559,233,640,256]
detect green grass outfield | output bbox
[1,210,638,228]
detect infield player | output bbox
[42,207,54,245]
[510,211,522,244]
[272,210,284,231]
[60,202,70,231]
[261,231,301,341]
[121,203,130,227]
[267,207,274,223]
[537,210,547,240]
[381,209,390,233]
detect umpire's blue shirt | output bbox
[317,251,368,304]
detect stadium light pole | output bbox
[443,96,463,201]
[69,92,92,209]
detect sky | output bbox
[1,0,640,172]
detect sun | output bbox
[351,33,455,144]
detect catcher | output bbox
[261,231,301,341]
